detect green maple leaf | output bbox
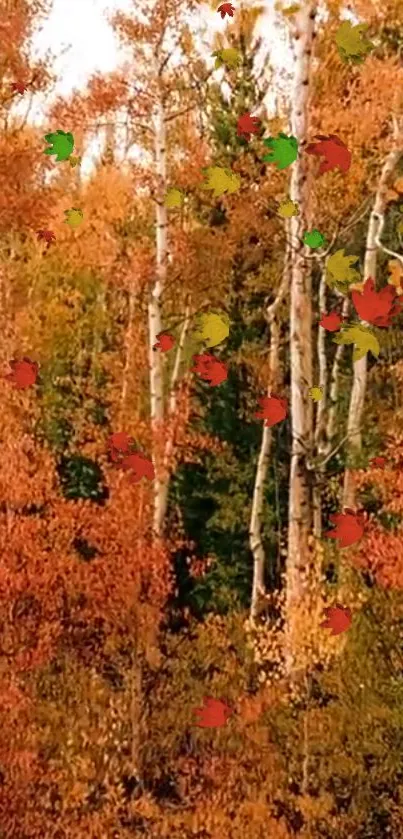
[303,229,327,249]
[212,48,241,70]
[335,21,374,64]
[333,323,380,362]
[43,130,74,162]
[202,166,241,198]
[326,249,361,293]
[262,133,298,170]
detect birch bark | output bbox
[285,3,317,677]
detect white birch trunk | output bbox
[149,96,167,537]
[285,3,317,677]
[249,241,290,621]
[342,146,402,508]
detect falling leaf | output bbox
[217,2,235,18]
[192,353,228,386]
[309,386,323,401]
[36,229,56,249]
[69,155,81,168]
[64,208,83,229]
[335,21,374,64]
[387,259,403,295]
[368,456,387,469]
[326,249,361,294]
[153,332,175,352]
[193,697,233,728]
[351,277,402,327]
[212,48,241,70]
[120,452,155,483]
[333,323,380,362]
[277,198,299,218]
[237,112,261,141]
[107,432,135,463]
[5,358,38,389]
[320,604,352,636]
[319,311,343,332]
[306,135,351,175]
[202,166,240,198]
[10,81,28,95]
[262,133,298,170]
[303,229,327,249]
[325,509,365,548]
[164,188,183,208]
[193,312,230,348]
[43,130,74,162]
[255,394,288,427]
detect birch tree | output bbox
[285,3,317,677]
[343,123,403,508]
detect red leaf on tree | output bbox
[192,353,228,386]
[120,452,155,483]
[325,509,364,548]
[10,81,28,95]
[320,604,352,636]
[237,112,261,141]
[254,394,288,427]
[319,311,343,331]
[193,697,233,728]
[36,229,56,249]
[306,134,351,175]
[217,3,235,18]
[351,277,402,327]
[5,358,38,389]
[153,332,175,352]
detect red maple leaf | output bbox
[153,332,175,352]
[10,81,28,95]
[319,311,343,332]
[5,358,38,389]
[325,508,364,548]
[193,697,233,728]
[320,604,352,636]
[217,3,235,18]
[254,394,288,428]
[36,229,56,249]
[120,452,155,483]
[192,353,228,386]
[237,112,261,141]
[368,456,387,469]
[351,277,402,327]
[306,134,351,175]
[107,432,135,463]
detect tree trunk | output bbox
[285,3,317,678]
[343,146,402,508]
[249,240,290,621]
[149,95,167,538]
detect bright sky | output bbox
[28,0,293,170]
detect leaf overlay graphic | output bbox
[193,697,233,728]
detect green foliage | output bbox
[57,454,108,503]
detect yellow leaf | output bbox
[309,386,323,402]
[164,188,183,208]
[277,198,299,218]
[387,259,403,295]
[192,312,230,348]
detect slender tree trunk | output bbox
[249,242,290,621]
[120,286,136,423]
[149,95,167,537]
[285,3,317,678]
[343,146,402,508]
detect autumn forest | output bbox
[2,0,403,836]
